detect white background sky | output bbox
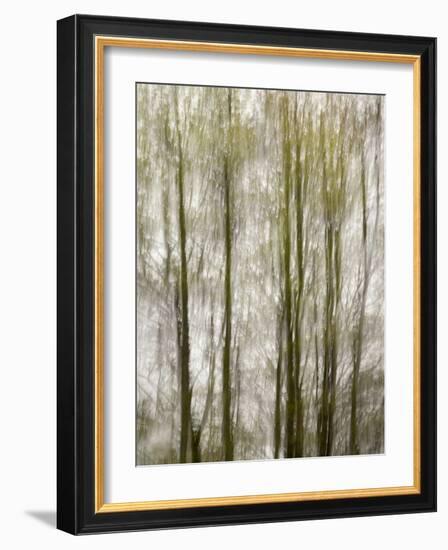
[0,1,444,548]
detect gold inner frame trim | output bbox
[94,35,421,513]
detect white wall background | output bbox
[0,1,443,547]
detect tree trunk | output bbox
[222,90,233,461]
[274,309,284,459]
[294,132,305,458]
[350,142,376,454]
[174,92,192,464]
[282,96,296,458]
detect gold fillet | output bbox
[94,35,422,513]
[94,36,105,513]
[100,486,420,513]
[413,57,422,493]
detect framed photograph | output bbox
[57,14,436,534]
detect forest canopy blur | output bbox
[136,83,384,465]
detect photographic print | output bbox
[136,83,384,466]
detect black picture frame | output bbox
[57,14,436,535]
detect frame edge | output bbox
[57,14,437,534]
[57,14,79,535]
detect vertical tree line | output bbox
[137,84,384,465]
[222,89,234,461]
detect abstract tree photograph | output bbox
[136,83,384,466]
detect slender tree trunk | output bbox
[232,345,241,451]
[318,134,337,456]
[294,132,305,458]
[174,92,192,464]
[206,314,217,461]
[350,124,380,454]
[318,218,332,455]
[274,309,284,459]
[294,285,304,457]
[350,160,367,455]
[349,337,361,455]
[222,90,233,461]
[350,101,382,454]
[312,253,320,441]
[282,96,296,458]
[327,223,341,455]
[317,105,347,457]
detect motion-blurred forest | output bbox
[136,83,384,465]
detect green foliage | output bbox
[136,85,384,464]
